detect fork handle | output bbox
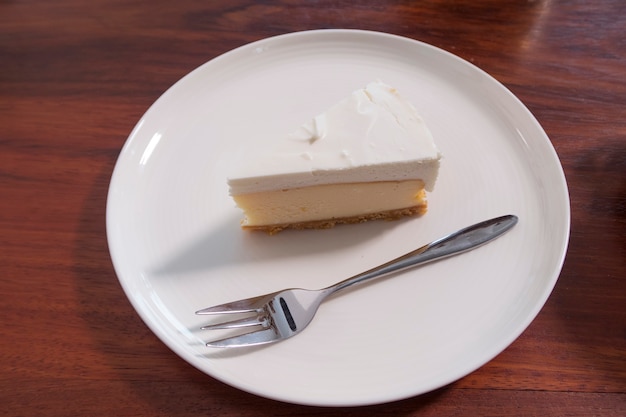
[323,215,518,296]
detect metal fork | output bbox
[196,214,518,348]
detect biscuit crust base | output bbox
[242,203,427,235]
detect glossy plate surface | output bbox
[106,30,570,406]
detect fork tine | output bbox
[195,304,258,315]
[200,315,268,330]
[195,294,272,315]
[206,328,280,348]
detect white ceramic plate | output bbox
[106,30,570,406]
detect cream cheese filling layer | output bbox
[233,180,426,227]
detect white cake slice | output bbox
[227,81,441,234]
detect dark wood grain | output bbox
[1,0,624,416]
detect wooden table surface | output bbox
[2,0,624,415]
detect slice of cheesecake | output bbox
[228,81,441,234]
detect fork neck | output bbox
[322,215,518,297]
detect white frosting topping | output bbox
[228,81,441,195]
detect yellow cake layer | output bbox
[232,180,426,230]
